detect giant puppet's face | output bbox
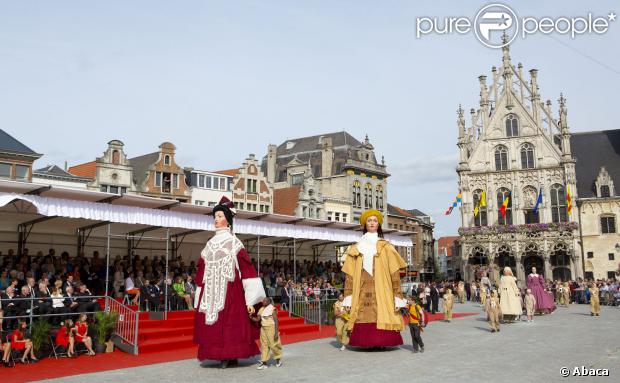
[365,215,379,233]
[214,211,228,229]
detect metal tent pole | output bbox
[257,235,261,275]
[105,223,111,311]
[164,229,170,320]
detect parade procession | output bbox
[0,1,619,382]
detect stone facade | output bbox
[571,130,620,280]
[130,142,190,202]
[387,204,435,280]
[229,154,273,213]
[264,132,388,224]
[456,42,581,284]
[69,140,136,194]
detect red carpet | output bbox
[7,311,477,382]
[6,308,332,383]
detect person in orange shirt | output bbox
[406,297,425,353]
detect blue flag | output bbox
[533,188,543,214]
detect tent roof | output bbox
[0,179,413,246]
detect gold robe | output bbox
[342,239,407,331]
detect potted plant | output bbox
[30,319,52,358]
[93,311,119,353]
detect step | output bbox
[138,325,194,342]
[279,323,320,335]
[139,317,194,330]
[139,335,195,354]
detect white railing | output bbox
[106,297,139,355]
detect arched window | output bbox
[496,244,516,276]
[496,187,512,225]
[364,183,373,209]
[352,180,361,208]
[550,184,567,223]
[375,185,384,210]
[520,143,535,169]
[505,114,519,137]
[164,155,171,166]
[522,186,539,224]
[112,150,120,165]
[551,243,572,281]
[473,189,487,227]
[494,145,508,171]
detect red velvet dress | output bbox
[74,323,88,343]
[193,247,261,361]
[56,328,70,348]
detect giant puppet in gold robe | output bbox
[342,209,407,348]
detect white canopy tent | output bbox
[0,181,413,291]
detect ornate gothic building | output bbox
[456,42,581,283]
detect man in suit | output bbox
[75,283,100,314]
[1,286,23,330]
[63,285,80,316]
[429,283,440,314]
[34,280,53,322]
[143,279,161,311]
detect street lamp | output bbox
[615,243,620,252]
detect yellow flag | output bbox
[474,191,486,217]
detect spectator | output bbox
[51,287,68,324]
[1,332,12,367]
[55,319,76,357]
[75,283,100,314]
[0,270,9,290]
[34,280,53,322]
[1,286,22,330]
[173,276,192,310]
[74,314,95,356]
[63,286,80,316]
[184,275,196,306]
[125,272,140,305]
[12,321,38,363]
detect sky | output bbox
[1,1,619,238]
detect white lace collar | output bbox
[358,232,379,276]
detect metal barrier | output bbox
[106,297,139,355]
[288,289,342,328]
[0,294,140,355]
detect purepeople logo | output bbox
[416,3,616,48]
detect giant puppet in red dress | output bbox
[193,197,266,367]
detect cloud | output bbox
[389,153,458,186]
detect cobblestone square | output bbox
[44,302,619,383]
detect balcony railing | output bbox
[458,222,579,236]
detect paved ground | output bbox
[41,302,619,383]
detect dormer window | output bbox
[164,155,171,165]
[595,167,615,197]
[286,141,296,150]
[291,173,303,185]
[601,186,610,197]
